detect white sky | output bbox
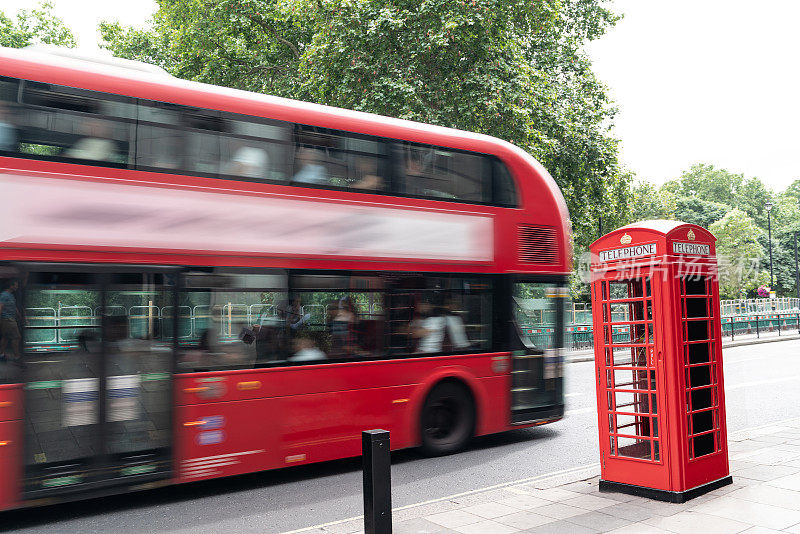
[2,0,799,193]
[586,0,800,192]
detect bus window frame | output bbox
[174,268,500,372]
[1,75,520,208]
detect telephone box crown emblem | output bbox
[687,230,696,241]
[620,233,632,245]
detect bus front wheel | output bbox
[420,381,475,456]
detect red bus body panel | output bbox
[0,46,569,510]
[174,353,511,482]
[0,386,23,511]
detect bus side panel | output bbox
[277,383,417,465]
[175,354,508,407]
[0,419,22,511]
[173,354,512,482]
[174,384,416,482]
[175,399,280,482]
[0,385,23,422]
[474,375,511,436]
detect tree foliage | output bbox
[100,0,628,251]
[672,197,729,229]
[784,179,800,203]
[709,209,764,299]
[625,163,800,299]
[0,1,75,48]
[628,181,674,222]
[100,0,311,96]
[661,163,775,228]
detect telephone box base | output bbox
[599,476,732,503]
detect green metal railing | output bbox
[547,311,800,351]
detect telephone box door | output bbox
[592,266,671,491]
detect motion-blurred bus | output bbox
[0,46,570,510]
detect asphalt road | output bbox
[2,339,799,533]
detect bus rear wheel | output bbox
[420,381,475,456]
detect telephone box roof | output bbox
[590,220,717,251]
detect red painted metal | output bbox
[0,48,568,510]
[0,385,22,422]
[0,354,533,508]
[0,386,22,511]
[590,221,730,497]
[174,353,511,481]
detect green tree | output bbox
[661,163,775,228]
[784,179,800,203]
[771,226,799,298]
[100,0,629,252]
[628,181,675,222]
[662,163,743,205]
[100,0,311,96]
[736,176,774,228]
[672,197,729,229]
[767,192,800,297]
[0,1,76,48]
[709,209,765,299]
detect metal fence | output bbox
[26,302,800,352]
[24,303,276,348]
[561,312,800,352]
[24,301,389,349]
[720,297,800,316]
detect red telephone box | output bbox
[589,221,731,502]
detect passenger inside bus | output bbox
[410,298,470,353]
[65,118,120,163]
[329,296,360,358]
[224,144,269,179]
[252,299,311,363]
[289,334,326,362]
[0,102,17,152]
[351,157,384,191]
[291,147,328,185]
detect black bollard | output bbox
[362,429,391,534]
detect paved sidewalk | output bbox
[290,417,800,534]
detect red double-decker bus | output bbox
[0,46,570,510]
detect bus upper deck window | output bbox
[221,114,291,182]
[15,81,133,166]
[399,143,488,203]
[291,128,389,193]
[0,78,19,154]
[493,159,518,207]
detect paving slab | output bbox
[288,417,800,534]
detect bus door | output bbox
[510,281,566,424]
[19,266,175,499]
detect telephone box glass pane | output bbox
[680,275,721,459]
[599,275,661,463]
[617,436,652,460]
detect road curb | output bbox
[566,333,800,364]
[722,334,800,349]
[281,463,601,534]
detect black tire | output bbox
[420,381,475,456]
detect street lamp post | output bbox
[766,201,774,290]
[794,231,799,301]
